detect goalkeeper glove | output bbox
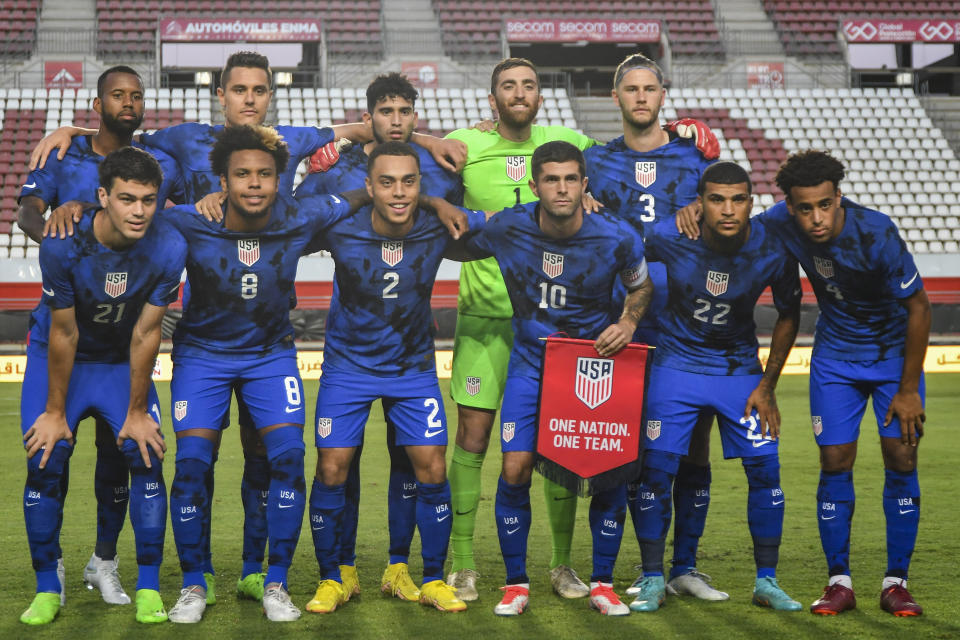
[665,118,720,160]
[308,137,353,173]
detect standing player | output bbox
[585,53,725,601]
[628,162,803,613]
[306,142,480,614]
[296,73,462,604]
[17,65,184,608]
[465,141,654,616]
[20,147,186,625]
[764,151,930,616]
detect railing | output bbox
[36,29,98,54]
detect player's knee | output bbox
[643,449,682,476]
[819,443,856,472]
[880,437,917,473]
[242,454,271,489]
[743,454,780,488]
[123,447,163,474]
[413,453,447,485]
[260,425,305,462]
[501,452,533,485]
[25,441,72,477]
[175,435,216,466]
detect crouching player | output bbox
[20,147,185,625]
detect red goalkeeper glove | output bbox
[308,138,353,173]
[665,118,720,160]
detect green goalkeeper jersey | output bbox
[446,125,597,318]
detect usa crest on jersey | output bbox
[317,417,332,439]
[104,272,127,298]
[812,415,823,436]
[813,256,834,279]
[174,400,188,421]
[635,161,656,188]
[575,357,613,409]
[705,270,729,296]
[238,239,260,267]
[506,156,526,182]
[646,419,661,441]
[465,376,481,396]
[542,251,564,279]
[502,421,516,443]
[382,240,403,267]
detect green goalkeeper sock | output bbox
[544,476,577,569]
[449,445,486,572]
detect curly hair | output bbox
[366,72,419,113]
[775,150,846,197]
[209,124,289,177]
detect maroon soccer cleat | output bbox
[810,583,856,615]
[880,584,923,617]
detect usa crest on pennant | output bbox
[174,400,188,421]
[542,252,564,279]
[575,357,614,409]
[646,420,661,441]
[502,421,515,443]
[465,376,481,396]
[635,161,656,188]
[104,272,127,298]
[705,270,729,296]
[813,256,834,279]
[506,156,526,182]
[382,240,403,267]
[238,239,260,267]
[317,417,332,439]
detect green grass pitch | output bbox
[1,374,958,639]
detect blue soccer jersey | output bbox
[467,203,648,378]
[141,122,334,201]
[645,215,801,376]
[20,135,185,207]
[168,193,351,358]
[30,212,187,362]
[761,199,922,361]
[322,206,486,376]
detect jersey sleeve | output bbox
[618,226,649,290]
[19,155,61,207]
[298,193,353,233]
[38,239,75,309]
[643,218,669,263]
[464,207,508,258]
[770,254,802,313]
[283,126,336,162]
[293,172,328,200]
[147,225,187,307]
[139,125,184,157]
[878,223,923,300]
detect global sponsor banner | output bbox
[747,61,784,89]
[44,61,83,89]
[505,19,660,43]
[842,19,960,43]
[401,62,439,89]
[159,18,323,42]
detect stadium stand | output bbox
[95,0,383,58]
[0,0,41,59]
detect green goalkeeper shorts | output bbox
[450,314,514,411]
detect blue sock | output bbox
[240,454,269,578]
[883,468,920,579]
[670,462,710,579]
[124,448,166,591]
[340,445,361,567]
[388,467,418,565]
[816,469,855,577]
[170,436,214,589]
[262,430,306,589]
[416,481,452,583]
[634,450,681,576]
[25,444,71,593]
[589,485,626,583]
[495,476,531,585]
[309,479,345,582]
[94,427,128,560]
[744,455,783,578]
[625,481,639,534]
[201,457,216,575]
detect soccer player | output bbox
[20,146,186,625]
[464,141,653,616]
[629,161,803,613]
[161,124,374,623]
[585,53,725,601]
[764,151,930,616]
[296,73,463,603]
[307,142,481,614]
[17,65,184,607]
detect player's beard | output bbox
[496,97,538,129]
[101,109,143,137]
[620,103,660,134]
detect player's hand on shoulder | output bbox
[885,389,925,446]
[675,201,702,239]
[665,118,721,160]
[308,138,351,174]
[195,191,227,222]
[471,119,496,133]
[422,195,468,240]
[582,192,603,214]
[30,126,85,170]
[118,410,166,468]
[432,137,467,173]
[744,383,781,440]
[43,201,85,239]
[23,412,74,468]
[593,320,634,357]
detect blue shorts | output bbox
[170,350,306,432]
[499,374,539,453]
[644,364,777,459]
[809,356,925,446]
[314,367,447,448]
[20,343,163,455]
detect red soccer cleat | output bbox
[810,583,856,615]
[880,584,923,617]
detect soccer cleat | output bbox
[203,572,216,605]
[810,583,856,615]
[625,567,644,596]
[167,585,207,623]
[549,565,589,599]
[666,570,730,601]
[629,575,666,612]
[83,553,131,605]
[262,582,301,621]
[447,568,479,602]
[237,572,266,602]
[20,592,60,625]
[305,579,346,614]
[381,563,421,601]
[419,579,467,612]
[135,589,168,623]
[494,585,529,616]
[57,557,65,606]
[340,564,361,600]
[589,583,630,616]
[752,577,802,611]
[880,584,923,617]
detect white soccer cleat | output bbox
[589,582,630,616]
[167,585,206,623]
[262,582,301,622]
[447,569,479,602]
[494,584,529,616]
[57,557,65,607]
[549,565,589,599]
[666,570,729,601]
[83,553,131,605]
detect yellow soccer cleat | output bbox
[305,579,346,614]
[339,565,361,601]
[20,592,61,625]
[381,562,421,601]
[419,579,467,612]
